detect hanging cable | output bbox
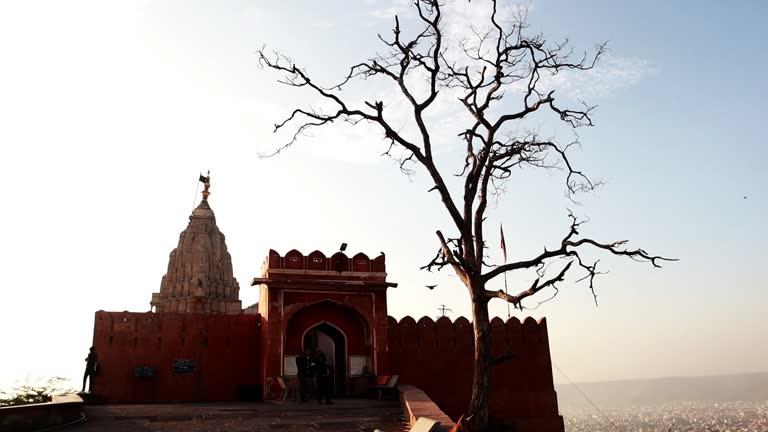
[553,362,622,432]
[191,175,201,212]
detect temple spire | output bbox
[150,172,242,314]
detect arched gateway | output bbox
[252,249,395,397]
[284,301,371,396]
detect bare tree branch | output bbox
[258,2,674,427]
[487,260,572,308]
[484,212,677,283]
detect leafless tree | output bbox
[258,0,674,429]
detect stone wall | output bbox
[0,395,83,432]
[387,315,564,431]
[90,308,565,432]
[92,311,262,403]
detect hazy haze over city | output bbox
[0,0,766,392]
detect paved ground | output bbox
[69,399,407,432]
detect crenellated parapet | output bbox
[386,315,562,429]
[386,315,551,350]
[257,249,387,282]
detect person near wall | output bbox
[82,346,98,393]
[295,350,310,402]
[312,349,333,404]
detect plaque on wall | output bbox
[134,366,154,378]
[172,359,196,374]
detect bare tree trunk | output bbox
[468,277,491,430]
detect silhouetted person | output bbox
[312,349,332,404]
[295,351,310,402]
[82,346,98,393]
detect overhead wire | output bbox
[191,176,201,212]
[553,362,623,432]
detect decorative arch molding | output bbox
[283,299,373,342]
[283,300,373,355]
[299,320,349,352]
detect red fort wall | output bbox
[90,310,562,430]
[89,246,562,430]
[387,315,564,430]
[91,311,262,403]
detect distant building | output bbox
[91,181,564,431]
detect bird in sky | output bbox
[426,284,437,290]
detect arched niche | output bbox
[268,249,281,268]
[307,250,327,271]
[371,254,386,272]
[284,249,305,270]
[352,253,370,272]
[330,252,349,273]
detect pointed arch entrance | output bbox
[284,300,372,397]
[303,322,346,396]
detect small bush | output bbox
[0,377,73,407]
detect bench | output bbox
[373,374,399,400]
[269,376,301,403]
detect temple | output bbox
[90,178,565,431]
[149,182,241,314]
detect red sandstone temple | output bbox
[91,181,564,431]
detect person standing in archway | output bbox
[312,349,333,404]
[295,350,310,402]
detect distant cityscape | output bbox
[556,373,768,431]
[563,400,768,432]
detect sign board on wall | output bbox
[134,366,154,378]
[173,359,196,374]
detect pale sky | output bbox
[0,0,766,391]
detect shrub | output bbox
[0,377,73,407]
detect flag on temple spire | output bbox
[500,223,507,263]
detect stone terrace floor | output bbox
[69,399,407,432]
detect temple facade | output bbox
[90,179,564,431]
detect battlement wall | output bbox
[261,249,386,276]
[92,311,263,403]
[387,315,563,430]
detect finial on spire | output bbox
[198,170,211,200]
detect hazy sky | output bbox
[0,0,766,390]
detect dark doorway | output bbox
[303,323,347,397]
